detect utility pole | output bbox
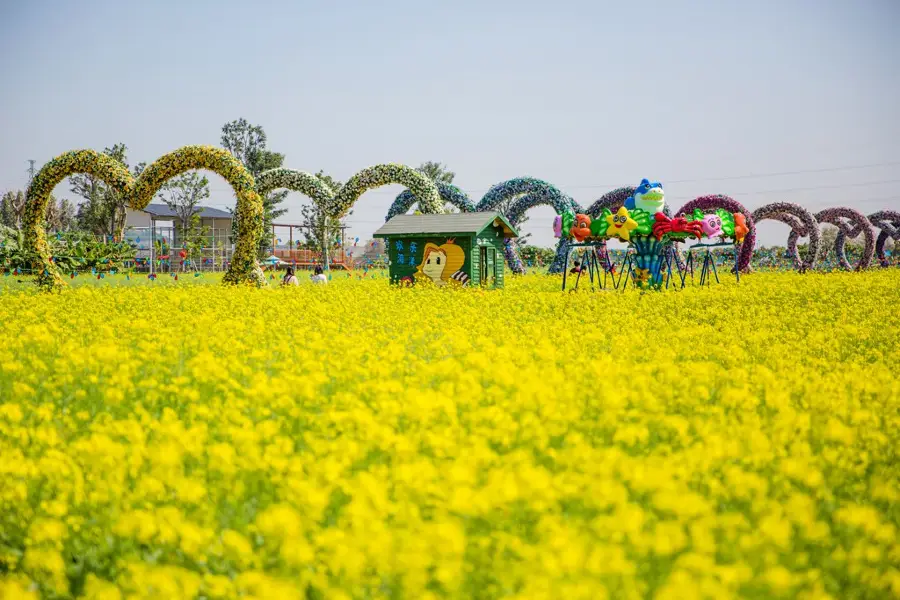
[27,160,37,184]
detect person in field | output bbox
[282,267,299,286]
[310,265,327,284]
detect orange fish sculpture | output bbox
[569,213,592,242]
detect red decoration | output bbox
[652,213,703,241]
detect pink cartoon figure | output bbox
[700,214,723,238]
[553,215,563,238]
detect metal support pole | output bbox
[149,219,155,275]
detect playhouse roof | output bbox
[140,204,233,219]
[373,212,519,238]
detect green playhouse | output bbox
[373,212,519,288]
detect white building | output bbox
[124,204,234,269]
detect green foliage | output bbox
[51,231,136,273]
[0,191,26,229]
[561,209,576,238]
[70,143,144,238]
[630,209,653,235]
[220,118,288,251]
[717,209,735,237]
[313,170,343,195]
[415,161,456,184]
[181,214,211,262]
[158,171,211,253]
[590,210,610,237]
[296,172,351,264]
[0,228,135,274]
[0,226,33,271]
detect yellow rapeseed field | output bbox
[1,271,899,599]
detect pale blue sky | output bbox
[1,0,898,248]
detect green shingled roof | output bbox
[373,212,519,238]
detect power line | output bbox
[560,160,900,190]
[664,178,900,201]
[204,160,900,197]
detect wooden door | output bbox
[486,248,496,288]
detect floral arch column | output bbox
[867,211,900,260]
[503,192,582,275]
[25,145,265,290]
[752,202,820,271]
[475,177,579,273]
[675,195,756,272]
[330,165,441,219]
[800,208,874,270]
[387,182,475,220]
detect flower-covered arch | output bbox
[793,208,874,270]
[503,191,582,274]
[676,195,756,272]
[475,178,579,273]
[585,187,635,219]
[867,211,900,260]
[330,164,441,218]
[386,182,475,221]
[25,145,265,290]
[256,168,335,207]
[752,202,820,271]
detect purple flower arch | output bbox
[867,211,900,259]
[779,214,806,259]
[753,202,820,271]
[501,192,584,275]
[476,178,579,273]
[675,195,755,272]
[805,208,874,270]
[386,182,476,221]
[585,187,635,217]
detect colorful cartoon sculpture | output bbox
[569,214,592,242]
[733,213,749,243]
[652,213,703,241]
[605,207,638,241]
[590,213,609,238]
[560,210,575,237]
[625,179,665,213]
[553,215,563,238]
[700,214,723,238]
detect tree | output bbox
[45,196,76,232]
[70,144,144,238]
[415,161,458,212]
[158,171,211,260]
[298,171,350,267]
[0,190,26,229]
[312,171,343,196]
[220,118,288,252]
[415,161,455,184]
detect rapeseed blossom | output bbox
[0,271,899,598]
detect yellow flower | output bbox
[0,270,898,596]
